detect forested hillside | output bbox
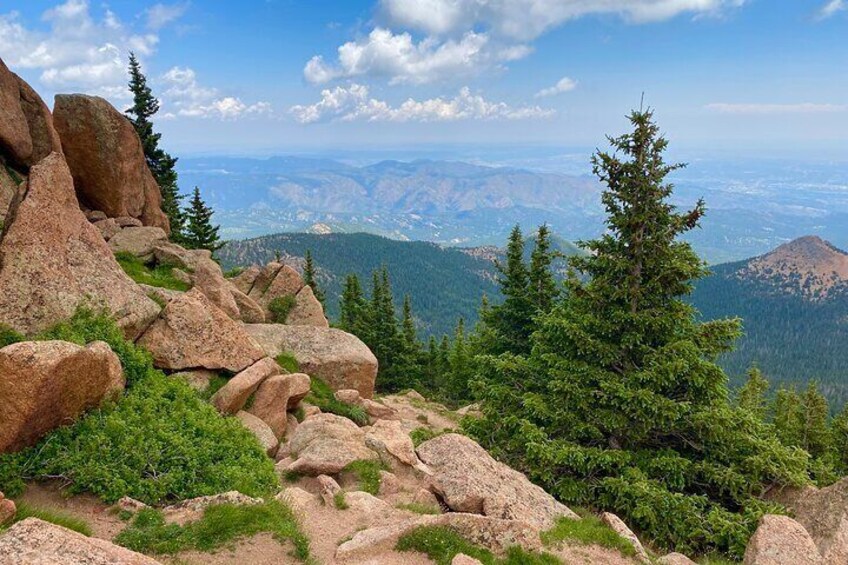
[692,236,848,406]
[218,232,499,336]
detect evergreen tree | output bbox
[528,224,559,313]
[737,366,770,420]
[401,295,418,351]
[800,382,831,459]
[445,318,474,403]
[125,53,184,239]
[183,187,222,252]
[773,387,804,448]
[468,109,808,558]
[303,250,325,304]
[482,225,534,355]
[438,335,451,382]
[830,405,848,474]
[339,274,367,336]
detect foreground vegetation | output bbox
[115,501,309,559]
[396,525,560,565]
[0,308,278,504]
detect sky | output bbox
[0,0,846,156]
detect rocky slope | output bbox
[0,57,844,565]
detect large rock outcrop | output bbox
[53,94,169,232]
[287,413,376,475]
[239,262,327,326]
[769,479,848,562]
[0,153,160,339]
[0,340,123,453]
[246,324,377,398]
[138,288,264,372]
[0,58,62,169]
[416,433,578,530]
[0,518,162,564]
[743,514,822,565]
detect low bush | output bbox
[114,501,310,560]
[0,308,279,505]
[305,378,368,425]
[268,295,297,323]
[540,516,636,558]
[115,252,191,292]
[0,324,24,348]
[396,525,560,565]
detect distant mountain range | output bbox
[220,231,848,404]
[182,155,848,264]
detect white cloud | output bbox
[289,83,554,124]
[146,2,190,30]
[535,76,577,98]
[817,0,846,19]
[161,66,271,119]
[706,103,848,114]
[380,0,747,40]
[0,0,159,100]
[304,28,510,85]
[308,1,745,85]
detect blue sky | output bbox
[1,0,846,156]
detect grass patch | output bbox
[333,491,349,510]
[224,266,245,278]
[0,307,278,504]
[4,501,93,536]
[305,378,368,425]
[198,373,228,401]
[268,295,297,323]
[282,470,303,483]
[115,500,309,560]
[396,502,441,515]
[541,516,636,558]
[409,427,456,447]
[396,525,561,565]
[275,352,300,373]
[115,252,191,292]
[342,460,386,496]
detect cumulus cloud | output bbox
[289,83,554,124]
[304,28,507,85]
[307,0,746,85]
[146,2,190,30]
[817,0,846,19]
[706,103,848,114]
[535,76,577,98]
[161,66,271,119]
[0,0,159,100]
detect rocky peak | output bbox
[736,235,848,300]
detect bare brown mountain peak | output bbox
[737,235,848,300]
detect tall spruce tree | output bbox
[468,109,809,558]
[126,53,184,239]
[482,225,534,355]
[737,366,770,420]
[528,224,559,313]
[303,250,325,304]
[183,187,222,252]
[339,274,367,336]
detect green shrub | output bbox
[333,491,349,510]
[268,295,297,323]
[541,516,636,557]
[410,427,447,447]
[223,266,245,278]
[396,525,560,565]
[305,378,368,425]
[115,252,191,292]
[115,501,310,560]
[275,352,300,373]
[0,324,25,348]
[5,502,93,536]
[343,459,386,495]
[0,308,279,505]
